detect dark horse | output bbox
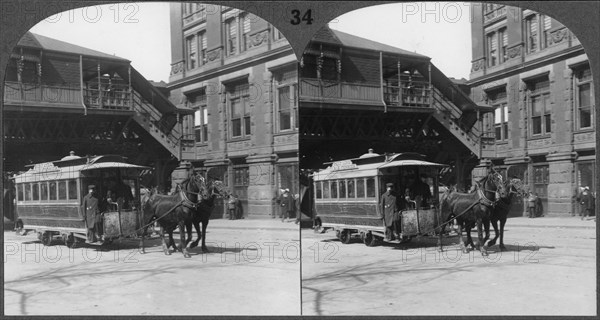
[486,178,525,251]
[141,174,207,258]
[186,179,230,253]
[438,170,506,256]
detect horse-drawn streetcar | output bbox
[312,151,447,246]
[12,154,149,248]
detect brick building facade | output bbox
[167,3,298,218]
[468,4,595,216]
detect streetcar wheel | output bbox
[363,232,378,247]
[64,233,76,248]
[41,232,53,246]
[399,236,412,244]
[339,230,352,244]
[313,219,324,234]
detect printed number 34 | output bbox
[291,9,313,25]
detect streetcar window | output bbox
[315,182,322,199]
[366,178,376,198]
[347,179,355,198]
[40,182,49,201]
[357,178,365,198]
[17,184,23,202]
[68,180,78,200]
[24,184,32,201]
[58,181,67,200]
[323,181,330,198]
[331,180,338,198]
[49,181,57,200]
[339,180,346,198]
[32,183,39,201]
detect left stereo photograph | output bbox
[2,2,301,316]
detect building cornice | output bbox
[468,45,585,87]
[167,45,293,89]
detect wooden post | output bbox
[428,62,433,108]
[97,63,102,108]
[397,61,402,106]
[380,52,386,113]
[128,65,133,109]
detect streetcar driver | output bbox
[405,173,432,208]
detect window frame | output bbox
[227,82,251,139]
[527,77,552,137]
[574,67,594,130]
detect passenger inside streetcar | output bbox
[404,173,432,208]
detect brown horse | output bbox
[141,174,207,258]
[486,178,525,251]
[438,170,506,256]
[187,179,230,253]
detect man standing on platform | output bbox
[83,185,100,242]
[380,183,400,241]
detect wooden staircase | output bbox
[130,91,195,160]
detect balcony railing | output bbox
[3,81,132,111]
[300,78,431,108]
[3,81,82,105]
[84,87,132,110]
[383,83,431,107]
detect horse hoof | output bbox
[190,242,198,249]
[499,245,506,251]
[202,247,210,253]
[183,251,191,258]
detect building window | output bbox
[273,26,284,41]
[233,167,249,187]
[277,163,299,194]
[186,35,197,69]
[525,14,538,53]
[575,67,594,130]
[525,14,552,54]
[194,107,208,143]
[275,68,298,132]
[225,18,237,56]
[543,15,552,48]
[486,32,498,67]
[499,28,508,63]
[228,82,251,138]
[527,77,551,136]
[199,32,207,65]
[241,13,251,52]
[533,165,549,199]
[488,88,509,141]
[576,161,595,195]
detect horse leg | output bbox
[201,217,210,253]
[159,226,171,255]
[477,218,488,256]
[457,221,468,253]
[499,216,507,251]
[190,217,201,249]
[437,222,446,252]
[179,221,191,258]
[487,216,499,248]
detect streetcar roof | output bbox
[13,155,150,183]
[313,155,447,181]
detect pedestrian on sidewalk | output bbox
[278,188,295,222]
[580,187,593,220]
[527,191,538,219]
[227,194,239,220]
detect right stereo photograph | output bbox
[298,2,596,316]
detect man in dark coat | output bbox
[83,185,100,242]
[580,187,594,220]
[278,189,295,222]
[380,183,400,241]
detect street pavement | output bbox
[4,219,300,316]
[301,215,597,316]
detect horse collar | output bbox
[180,190,198,209]
[477,188,496,207]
